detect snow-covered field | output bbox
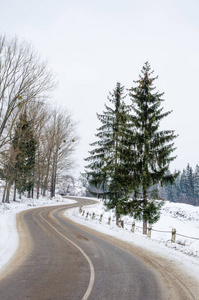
[0,195,199,281]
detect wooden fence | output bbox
[79,206,199,244]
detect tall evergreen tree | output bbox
[128,62,178,234]
[194,164,199,199]
[158,164,199,205]
[85,82,132,224]
[180,169,187,197]
[12,110,36,198]
[185,164,194,198]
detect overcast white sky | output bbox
[1,0,199,176]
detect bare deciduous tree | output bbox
[0,35,56,140]
[0,35,80,202]
[42,108,79,198]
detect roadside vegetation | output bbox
[1,34,196,236]
[0,35,79,203]
[85,62,178,234]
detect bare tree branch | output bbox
[0,35,56,139]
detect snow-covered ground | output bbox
[66,198,199,280]
[0,195,199,281]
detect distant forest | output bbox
[88,164,199,207]
[159,164,199,206]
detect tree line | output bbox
[85,62,178,234]
[159,164,199,206]
[0,35,79,202]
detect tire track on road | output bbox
[39,209,95,300]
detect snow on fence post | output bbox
[92,212,95,220]
[171,228,176,243]
[108,216,111,225]
[79,206,82,214]
[118,218,121,228]
[99,214,103,223]
[86,212,89,219]
[148,224,152,238]
[131,221,135,233]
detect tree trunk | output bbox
[5,183,11,203]
[50,151,58,198]
[37,187,39,199]
[36,170,41,199]
[43,149,52,196]
[143,188,148,235]
[50,174,56,198]
[13,184,17,201]
[2,182,8,203]
[40,174,44,197]
[116,210,120,226]
[43,173,49,196]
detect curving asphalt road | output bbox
[0,197,197,300]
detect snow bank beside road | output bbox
[65,199,199,280]
[0,195,199,283]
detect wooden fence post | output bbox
[92,212,95,220]
[79,206,82,214]
[131,221,135,233]
[148,224,152,238]
[86,212,89,218]
[108,216,111,225]
[121,220,124,228]
[171,228,176,243]
[82,210,85,216]
[99,214,103,223]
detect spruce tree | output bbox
[85,82,132,223]
[194,165,199,199]
[180,169,187,197]
[185,164,194,199]
[12,110,36,198]
[128,62,178,234]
